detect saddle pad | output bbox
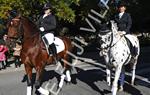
[54,37,65,53]
[125,34,137,47]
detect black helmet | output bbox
[43,3,52,10]
[117,2,127,8]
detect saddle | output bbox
[124,35,138,57]
[41,37,65,56]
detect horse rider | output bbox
[36,2,58,63]
[113,3,132,91]
[114,3,132,35]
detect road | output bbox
[0,46,150,95]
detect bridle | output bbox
[99,27,123,51]
[7,17,23,43]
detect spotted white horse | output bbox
[98,21,140,95]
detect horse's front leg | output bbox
[35,66,49,95]
[106,68,111,86]
[112,65,122,95]
[25,64,33,95]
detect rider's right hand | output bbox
[40,27,45,31]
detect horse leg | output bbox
[104,55,111,86]
[58,69,71,88]
[25,64,33,95]
[112,65,122,95]
[59,73,66,88]
[65,70,71,82]
[131,56,138,85]
[63,56,71,83]
[59,56,71,88]
[106,68,111,86]
[35,66,49,95]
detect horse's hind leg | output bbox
[59,55,71,88]
[63,55,71,83]
[25,64,33,95]
[130,56,138,85]
[65,70,71,82]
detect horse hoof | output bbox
[57,86,62,91]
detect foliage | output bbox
[0,0,80,22]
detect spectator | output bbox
[0,44,8,70]
[13,41,22,68]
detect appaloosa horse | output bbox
[7,15,73,95]
[98,21,140,95]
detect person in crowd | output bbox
[0,44,8,70]
[13,41,22,68]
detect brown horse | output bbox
[7,15,73,95]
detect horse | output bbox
[97,21,140,95]
[6,15,73,95]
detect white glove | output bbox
[40,27,45,31]
[119,31,126,35]
[122,31,126,34]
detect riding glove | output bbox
[40,27,45,31]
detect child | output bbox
[0,44,8,70]
[13,41,22,68]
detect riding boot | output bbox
[49,43,58,64]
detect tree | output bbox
[0,0,80,22]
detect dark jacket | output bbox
[37,14,56,35]
[114,12,132,34]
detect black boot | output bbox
[49,43,58,64]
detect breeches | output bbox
[42,33,54,45]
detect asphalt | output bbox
[0,46,150,95]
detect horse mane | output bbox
[21,17,40,34]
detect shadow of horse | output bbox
[71,69,110,95]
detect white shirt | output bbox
[119,12,124,19]
[43,14,48,18]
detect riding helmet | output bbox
[43,3,52,10]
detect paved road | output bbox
[0,47,150,95]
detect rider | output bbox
[114,3,133,91]
[114,3,132,35]
[37,2,58,63]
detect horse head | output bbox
[7,15,39,49]
[7,15,22,37]
[6,15,23,49]
[98,20,121,49]
[97,21,112,49]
